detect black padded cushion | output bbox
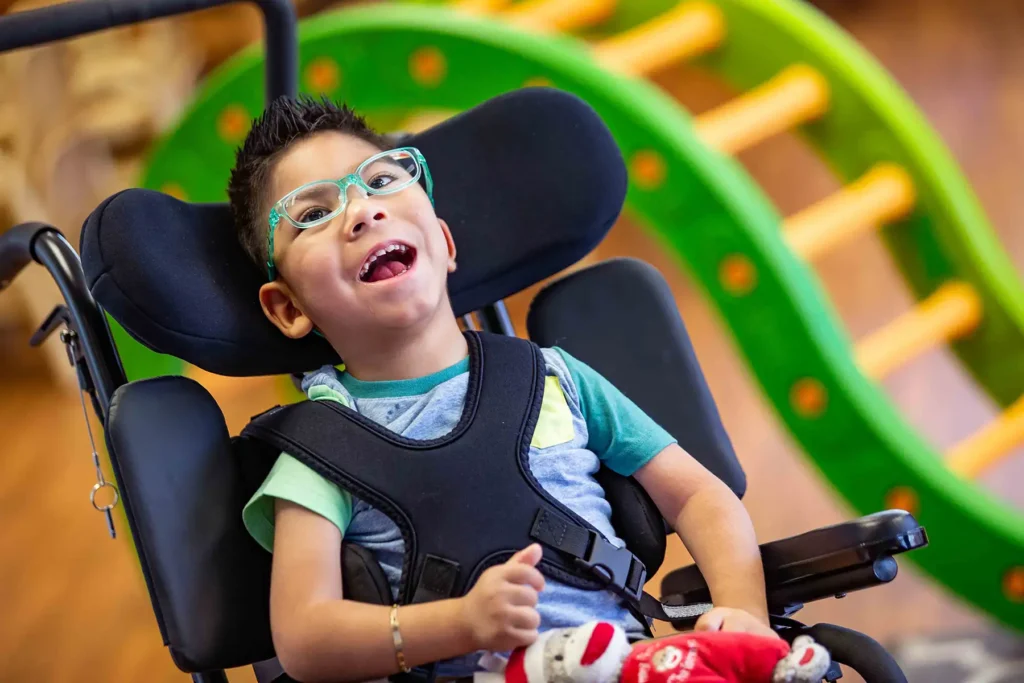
[527,258,746,498]
[105,376,275,672]
[81,87,626,376]
[341,542,393,606]
[592,466,668,578]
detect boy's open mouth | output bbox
[358,241,417,283]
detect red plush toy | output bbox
[623,630,829,683]
[474,620,831,683]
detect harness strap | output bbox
[530,509,646,602]
[530,507,713,636]
[637,592,713,624]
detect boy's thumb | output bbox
[509,543,543,566]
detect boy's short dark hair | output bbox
[227,95,390,272]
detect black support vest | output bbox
[241,332,704,639]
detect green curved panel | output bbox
[691,0,1024,408]
[140,3,1023,631]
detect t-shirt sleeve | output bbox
[242,452,354,553]
[552,347,677,477]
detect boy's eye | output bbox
[299,207,330,223]
[367,172,398,190]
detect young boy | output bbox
[230,95,776,683]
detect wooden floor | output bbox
[1,0,1022,680]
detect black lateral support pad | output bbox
[527,257,746,498]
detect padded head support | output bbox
[81,88,626,377]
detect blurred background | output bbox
[0,0,1021,680]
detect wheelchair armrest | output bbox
[660,510,928,614]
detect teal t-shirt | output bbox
[242,346,676,675]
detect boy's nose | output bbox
[344,188,387,238]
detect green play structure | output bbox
[135,0,1023,632]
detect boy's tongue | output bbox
[368,259,408,282]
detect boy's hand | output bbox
[458,544,545,652]
[694,607,779,640]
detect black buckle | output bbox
[573,532,646,602]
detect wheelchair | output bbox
[0,1,927,681]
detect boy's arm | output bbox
[551,348,773,633]
[631,444,773,632]
[270,499,545,683]
[270,499,468,682]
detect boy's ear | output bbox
[259,280,315,339]
[439,218,457,272]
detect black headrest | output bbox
[81,87,626,377]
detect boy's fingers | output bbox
[694,610,724,632]
[510,627,540,649]
[508,606,541,631]
[503,564,546,592]
[509,543,543,566]
[507,584,540,607]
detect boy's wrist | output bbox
[449,596,479,652]
[392,598,479,672]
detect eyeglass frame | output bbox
[265,146,434,281]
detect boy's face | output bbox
[258,131,457,345]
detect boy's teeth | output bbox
[360,243,411,281]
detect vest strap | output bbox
[637,591,714,624]
[530,509,646,603]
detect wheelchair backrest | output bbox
[82,88,742,673]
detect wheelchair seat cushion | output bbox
[79,87,626,377]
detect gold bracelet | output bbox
[390,604,411,674]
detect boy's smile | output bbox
[357,240,416,283]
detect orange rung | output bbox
[856,281,983,380]
[454,0,512,13]
[693,64,830,155]
[592,2,726,76]
[947,395,1024,478]
[503,0,618,32]
[784,163,916,260]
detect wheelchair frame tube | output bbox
[477,301,517,337]
[0,223,127,419]
[192,672,229,683]
[804,623,909,683]
[0,0,297,104]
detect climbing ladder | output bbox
[138,0,1024,631]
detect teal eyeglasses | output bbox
[266,146,434,280]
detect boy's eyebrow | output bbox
[279,150,404,199]
[278,177,342,203]
[291,182,339,201]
